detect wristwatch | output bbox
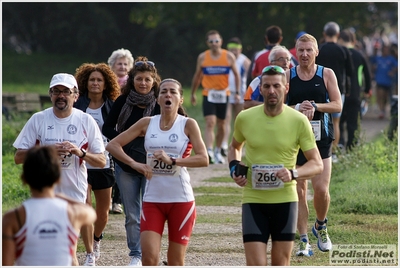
[290,169,298,180]
[79,148,87,158]
[311,102,318,111]
[170,157,176,166]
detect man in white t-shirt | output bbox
[13,73,106,266]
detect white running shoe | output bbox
[214,151,225,164]
[93,240,100,260]
[129,256,142,266]
[296,238,314,257]
[332,153,339,164]
[112,203,123,214]
[83,252,95,266]
[312,222,332,252]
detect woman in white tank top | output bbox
[106,78,208,266]
[2,145,96,266]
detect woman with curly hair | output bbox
[102,56,161,266]
[74,62,120,266]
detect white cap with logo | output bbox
[49,73,78,90]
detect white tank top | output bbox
[86,105,111,169]
[144,114,194,202]
[229,53,248,95]
[14,198,78,266]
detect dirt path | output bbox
[78,106,391,266]
[78,163,247,266]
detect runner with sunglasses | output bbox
[190,30,240,165]
[243,45,293,109]
[228,65,323,265]
[102,56,161,266]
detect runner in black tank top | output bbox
[287,65,334,146]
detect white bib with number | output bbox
[147,152,180,177]
[60,154,76,170]
[310,120,321,141]
[251,164,284,190]
[207,89,227,103]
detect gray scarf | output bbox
[117,89,156,132]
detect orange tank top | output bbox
[201,49,231,96]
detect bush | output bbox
[2,113,32,155]
[330,133,398,215]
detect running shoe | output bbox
[83,252,95,266]
[214,150,225,164]
[360,98,368,117]
[207,148,215,164]
[220,146,228,157]
[312,221,332,252]
[112,203,123,214]
[296,238,314,257]
[129,256,142,266]
[93,240,101,260]
[332,153,338,164]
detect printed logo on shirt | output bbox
[47,125,54,130]
[67,124,77,135]
[169,134,178,143]
[150,134,157,138]
[315,84,320,87]
[35,221,61,239]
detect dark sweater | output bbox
[102,94,160,174]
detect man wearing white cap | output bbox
[13,73,106,266]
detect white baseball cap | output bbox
[49,73,78,90]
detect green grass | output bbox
[196,213,241,223]
[2,153,29,211]
[205,177,234,183]
[3,49,99,88]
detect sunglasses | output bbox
[208,39,220,44]
[262,65,286,74]
[135,61,155,68]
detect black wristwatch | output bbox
[290,169,298,180]
[311,102,318,111]
[170,157,176,166]
[79,148,87,158]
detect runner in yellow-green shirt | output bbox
[227,65,323,266]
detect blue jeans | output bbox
[114,163,147,258]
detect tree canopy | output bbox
[3,2,397,86]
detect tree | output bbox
[2,2,397,86]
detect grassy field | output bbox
[2,49,398,265]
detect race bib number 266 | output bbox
[251,164,284,190]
